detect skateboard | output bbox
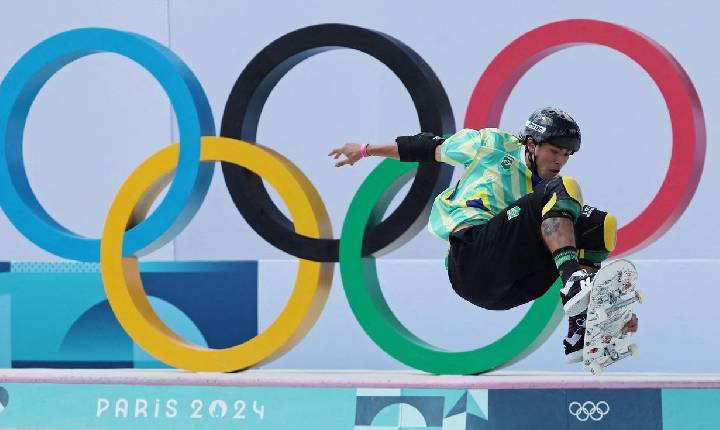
[583,259,644,375]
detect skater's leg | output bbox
[542,217,578,280]
[541,217,576,251]
[447,188,562,311]
[573,205,637,334]
[575,205,617,270]
[532,176,603,315]
[536,176,584,283]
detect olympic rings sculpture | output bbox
[0,20,704,374]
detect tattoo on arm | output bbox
[541,218,562,238]
[541,216,576,250]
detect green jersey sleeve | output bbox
[439,129,489,167]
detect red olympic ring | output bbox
[465,19,705,256]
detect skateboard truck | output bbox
[594,290,645,322]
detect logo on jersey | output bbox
[500,154,514,171]
[507,206,521,220]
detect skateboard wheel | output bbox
[635,290,646,304]
[589,362,603,375]
[628,344,640,356]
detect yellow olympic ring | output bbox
[100,136,333,372]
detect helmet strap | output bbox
[524,138,541,178]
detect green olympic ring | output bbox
[339,159,564,374]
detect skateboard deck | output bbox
[583,259,643,375]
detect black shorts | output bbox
[447,186,557,311]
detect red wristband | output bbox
[360,143,370,158]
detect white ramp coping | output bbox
[1,369,720,389]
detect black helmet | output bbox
[522,107,581,152]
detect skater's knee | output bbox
[577,206,617,267]
[540,176,583,223]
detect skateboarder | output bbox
[329,107,638,363]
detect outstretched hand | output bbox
[329,143,362,167]
[622,313,639,335]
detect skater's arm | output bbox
[328,142,401,167]
[329,132,444,167]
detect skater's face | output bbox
[527,140,571,180]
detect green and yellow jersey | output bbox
[428,128,540,240]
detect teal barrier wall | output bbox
[0,382,714,429]
[0,261,258,368]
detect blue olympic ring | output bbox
[0,28,215,262]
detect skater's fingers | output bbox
[630,314,638,328]
[622,316,639,334]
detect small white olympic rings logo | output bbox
[568,401,610,422]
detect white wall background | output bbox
[0,0,715,373]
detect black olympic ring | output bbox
[220,23,455,262]
[568,400,610,422]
